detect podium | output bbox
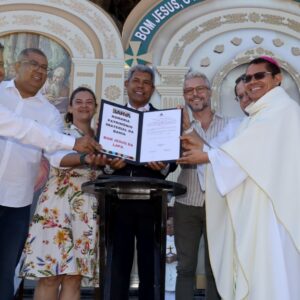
[82,175,186,300]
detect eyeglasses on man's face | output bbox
[19,60,52,73]
[243,71,272,83]
[183,86,209,96]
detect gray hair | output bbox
[127,64,155,86]
[17,48,47,61]
[184,70,211,89]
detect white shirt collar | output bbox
[4,79,45,102]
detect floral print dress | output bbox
[20,125,101,287]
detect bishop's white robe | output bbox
[205,87,300,300]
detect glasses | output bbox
[243,71,272,83]
[183,86,209,96]
[20,60,52,73]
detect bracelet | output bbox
[183,126,193,134]
[79,153,88,165]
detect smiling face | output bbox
[236,81,252,112]
[14,51,48,98]
[245,62,282,102]
[183,76,212,113]
[125,70,154,109]
[69,90,96,123]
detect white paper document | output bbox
[97,100,182,164]
[139,109,182,163]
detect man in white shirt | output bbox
[0,47,76,299]
[179,56,300,299]
[0,43,101,155]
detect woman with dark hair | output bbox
[20,87,105,300]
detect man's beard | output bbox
[188,99,209,112]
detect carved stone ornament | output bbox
[104,85,121,101]
[214,45,224,53]
[273,38,284,47]
[248,12,261,23]
[231,37,242,46]
[252,35,264,44]
[165,9,300,66]
[244,47,273,56]
[200,57,210,67]
[162,76,183,86]
[291,47,300,56]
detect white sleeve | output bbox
[209,118,242,148]
[47,149,76,168]
[0,104,75,152]
[207,148,247,196]
[43,108,74,167]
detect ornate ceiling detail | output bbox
[292,47,300,56]
[231,37,242,46]
[273,38,284,47]
[214,45,224,53]
[166,9,300,66]
[252,35,264,44]
[200,57,210,67]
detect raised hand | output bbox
[181,130,204,150]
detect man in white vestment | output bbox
[178,56,300,300]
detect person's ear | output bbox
[14,61,21,73]
[274,73,282,86]
[207,88,212,98]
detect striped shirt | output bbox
[176,111,229,207]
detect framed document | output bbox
[97,100,182,164]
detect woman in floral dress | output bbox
[20,87,105,300]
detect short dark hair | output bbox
[234,74,246,97]
[17,48,47,61]
[0,42,4,52]
[248,57,281,76]
[65,86,97,123]
[127,64,155,86]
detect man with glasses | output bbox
[0,43,100,154]
[207,74,251,147]
[0,47,78,299]
[174,70,229,300]
[179,56,300,299]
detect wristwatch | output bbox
[79,153,88,165]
